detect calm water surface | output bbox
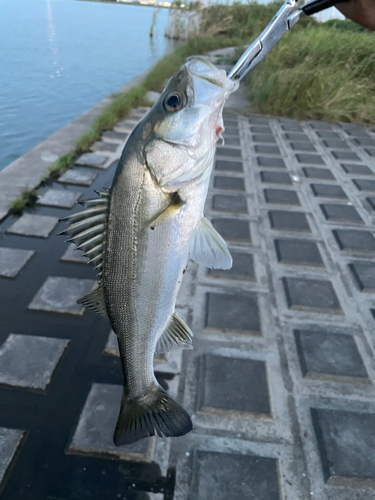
[0,0,174,171]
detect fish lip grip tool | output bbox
[228,0,344,82]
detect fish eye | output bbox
[164,91,185,113]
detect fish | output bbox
[60,57,238,445]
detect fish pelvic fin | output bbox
[190,216,232,270]
[155,313,193,354]
[113,384,193,446]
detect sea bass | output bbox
[61,57,238,445]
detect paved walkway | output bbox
[1,89,375,499]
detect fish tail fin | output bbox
[113,384,192,446]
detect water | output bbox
[0,0,174,171]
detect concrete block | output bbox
[76,152,109,168]
[37,189,81,208]
[224,138,240,147]
[341,164,373,175]
[58,169,97,186]
[268,211,311,232]
[284,133,308,141]
[212,195,248,213]
[323,140,350,150]
[215,160,243,173]
[250,126,272,134]
[294,330,368,381]
[309,121,332,130]
[212,219,251,242]
[29,276,96,315]
[213,176,245,191]
[0,334,69,391]
[303,167,335,180]
[197,354,270,415]
[216,147,242,159]
[264,189,300,205]
[208,251,255,281]
[0,248,34,278]
[282,277,342,313]
[254,145,281,156]
[91,141,119,153]
[296,154,325,165]
[353,179,375,192]
[0,428,25,491]
[248,117,269,125]
[366,197,375,211]
[257,157,286,169]
[101,130,128,142]
[353,138,375,147]
[281,124,304,132]
[310,184,347,199]
[332,151,361,161]
[223,119,238,128]
[252,134,276,144]
[261,172,292,185]
[290,143,317,152]
[311,408,375,486]
[7,213,59,238]
[333,229,375,253]
[275,239,324,266]
[192,450,279,500]
[223,127,239,137]
[316,131,340,139]
[349,262,375,292]
[205,292,261,335]
[320,204,363,223]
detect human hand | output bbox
[336,0,375,31]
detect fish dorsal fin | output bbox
[190,217,232,270]
[155,313,194,354]
[59,189,109,281]
[77,285,108,318]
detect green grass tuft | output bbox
[10,190,38,214]
[246,25,375,124]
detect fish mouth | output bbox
[186,57,228,90]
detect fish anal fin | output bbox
[190,217,232,270]
[114,384,192,446]
[77,285,108,318]
[155,313,194,354]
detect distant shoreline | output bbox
[75,0,172,10]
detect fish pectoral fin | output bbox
[148,192,184,229]
[155,313,193,354]
[77,285,108,318]
[190,217,232,270]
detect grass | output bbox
[10,189,38,214]
[246,25,375,124]
[10,36,240,213]
[198,1,316,40]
